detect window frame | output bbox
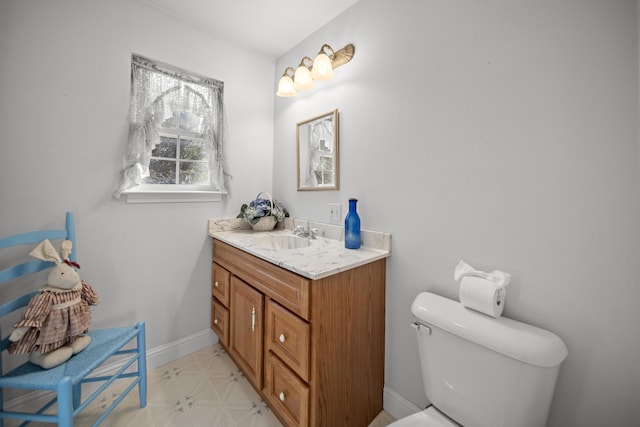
[116,54,227,204]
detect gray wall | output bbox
[0,0,275,350]
[273,0,640,426]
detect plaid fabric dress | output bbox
[8,280,99,355]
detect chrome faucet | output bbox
[293,225,318,239]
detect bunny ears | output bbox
[30,239,80,269]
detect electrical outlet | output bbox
[329,203,342,223]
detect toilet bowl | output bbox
[390,406,460,427]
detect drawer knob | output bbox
[214,318,218,325]
[279,391,286,402]
[214,281,219,288]
[279,334,286,343]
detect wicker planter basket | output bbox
[251,215,277,231]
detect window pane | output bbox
[179,161,209,184]
[322,169,334,185]
[313,156,334,185]
[146,159,176,184]
[152,136,177,159]
[321,156,333,170]
[180,139,208,161]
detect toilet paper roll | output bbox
[459,276,506,318]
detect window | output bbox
[114,55,228,203]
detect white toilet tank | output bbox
[411,292,568,427]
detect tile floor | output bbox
[10,343,396,427]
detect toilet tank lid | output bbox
[412,292,568,367]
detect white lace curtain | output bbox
[114,55,229,197]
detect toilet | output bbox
[390,292,568,427]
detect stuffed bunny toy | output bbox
[8,239,99,369]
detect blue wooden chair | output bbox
[0,212,147,426]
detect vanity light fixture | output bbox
[276,67,297,97]
[276,43,355,97]
[310,45,335,81]
[294,57,314,90]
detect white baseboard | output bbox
[145,328,218,370]
[4,328,218,413]
[383,384,423,421]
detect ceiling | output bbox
[140,0,360,58]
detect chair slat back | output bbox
[0,229,68,251]
[0,259,56,284]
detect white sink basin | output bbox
[251,234,312,250]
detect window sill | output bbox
[123,188,225,204]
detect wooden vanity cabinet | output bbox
[211,239,386,427]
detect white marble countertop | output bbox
[208,218,391,280]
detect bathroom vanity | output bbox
[208,219,390,427]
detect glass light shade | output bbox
[310,53,334,81]
[294,65,314,90]
[276,75,297,97]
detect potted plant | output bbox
[237,192,289,231]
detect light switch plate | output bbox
[329,203,342,223]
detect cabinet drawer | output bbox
[213,240,310,320]
[266,298,310,382]
[264,352,309,427]
[211,298,229,347]
[212,262,230,307]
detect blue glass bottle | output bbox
[345,198,361,249]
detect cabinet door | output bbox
[230,276,264,389]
